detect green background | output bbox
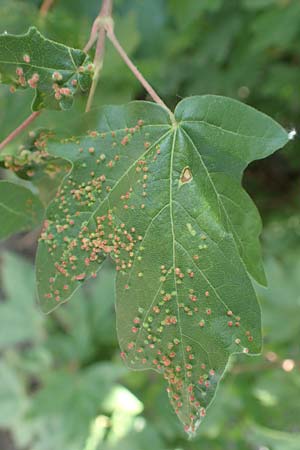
[0,0,300,449]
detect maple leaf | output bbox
[36,96,288,433]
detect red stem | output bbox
[40,0,54,17]
[85,0,113,111]
[0,112,41,151]
[83,0,113,53]
[106,24,172,115]
[100,0,113,16]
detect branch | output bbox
[100,0,113,16]
[85,27,106,112]
[85,0,113,112]
[105,23,174,119]
[40,0,55,17]
[0,112,41,151]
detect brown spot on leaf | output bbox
[179,166,193,186]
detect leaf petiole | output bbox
[0,111,41,151]
[105,22,175,122]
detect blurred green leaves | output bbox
[0,252,137,450]
[0,253,44,348]
[0,361,27,428]
[250,1,300,51]
[0,181,44,240]
[169,0,223,29]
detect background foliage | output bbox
[0,0,300,449]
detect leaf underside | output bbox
[0,27,92,111]
[35,95,288,433]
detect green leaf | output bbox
[0,252,44,348]
[258,255,300,344]
[248,424,300,450]
[0,361,27,427]
[0,180,44,240]
[169,0,223,28]
[250,2,300,52]
[253,369,300,431]
[0,27,92,110]
[36,96,288,432]
[242,0,279,10]
[31,362,128,448]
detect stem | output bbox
[85,0,113,112]
[83,19,100,53]
[106,23,173,118]
[40,0,54,17]
[85,26,106,112]
[0,112,41,152]
[100,0,113,16]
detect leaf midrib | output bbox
[169,126,189,410]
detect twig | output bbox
[83,0,113,53]
[40,0,55,17]
[105,23,173,118]
[85,26,107,112]
[83,19,101,53]
[85,0,113,112]
[0,112,41,151]
[85,41,104,112]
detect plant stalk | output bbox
[105,23,174,120]
[85,0,113,111]
[0,112,41,151]
[40,0,55,17]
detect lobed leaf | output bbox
[0,180,44,240]
[0,252,44,349]
[36,95,288,433]
[0,27,93,111]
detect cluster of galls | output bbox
[9,53,94,105]
[11,61,39,92]
[40,119,153,303]
[1,130,64,180]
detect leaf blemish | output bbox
[179,166,193,187]
[186,223,196,236]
